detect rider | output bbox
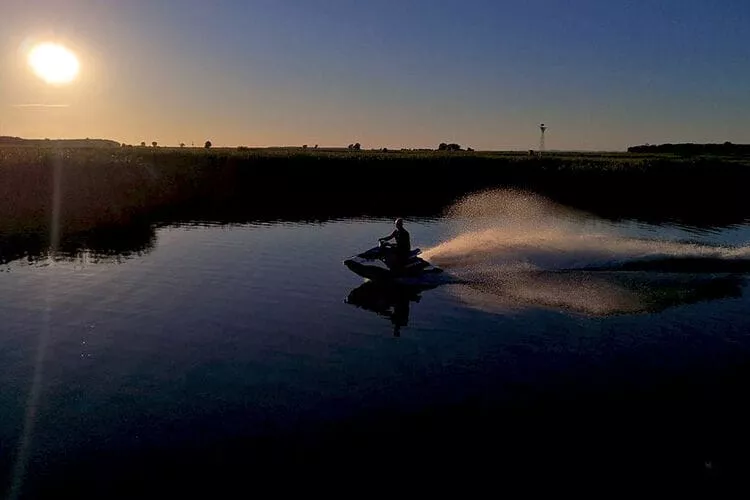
[379,218,411,269]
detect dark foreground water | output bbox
[2,191,750,496]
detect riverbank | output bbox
[2,147,749,262]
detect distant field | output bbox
[2,143,748,161]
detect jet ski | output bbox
[343,241,443,282]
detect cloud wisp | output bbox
[11,104,70,108]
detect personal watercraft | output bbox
[343,241,443,282]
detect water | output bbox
[2,190,750,496]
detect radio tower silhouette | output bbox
[539,123,548,153]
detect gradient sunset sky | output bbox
[2,0,748,150]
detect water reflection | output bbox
[0,221,156,265]
[345,281,439,336]
[449,270,747,316]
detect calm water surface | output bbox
[2,210,750,495]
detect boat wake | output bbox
[422,189,750,316]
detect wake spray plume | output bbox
[422,189,750,316]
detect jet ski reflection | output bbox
[345,281,438,337]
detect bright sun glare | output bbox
[28,43,80,85]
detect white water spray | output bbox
[422,189,750,316]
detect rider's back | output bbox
[395,227,410,255]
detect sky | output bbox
[1,0,748,150]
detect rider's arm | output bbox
[379,229,397,242]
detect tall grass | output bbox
[1,147,749,262]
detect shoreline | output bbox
[2,147,749,263]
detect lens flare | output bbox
[28,43,80,85]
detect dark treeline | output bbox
[2,148,750,263]
[628,142,750,156]
[0,136,121,148]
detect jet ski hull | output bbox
[343,244,443,283]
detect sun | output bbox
[28,43,80,85]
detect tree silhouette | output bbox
[438,142,462,151]
[204,140,212,149]
[353,143,361,151]
[180,143,185,148]
[152,141,158,148]
[140,141,146,147]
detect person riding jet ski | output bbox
[379,218,410,270]
[343,218,443,281]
